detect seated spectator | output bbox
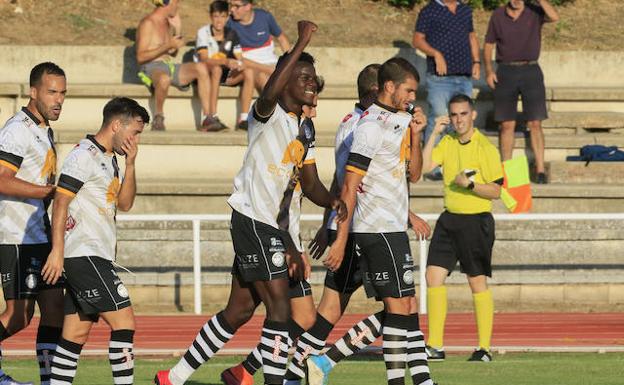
[226,0,290,130]
[194,0,254,131]
[136,0,226,131]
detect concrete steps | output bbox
[53,130,624,183]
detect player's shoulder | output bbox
[196,24,212,36]
[1,113,34,140]
[69,139,100,161]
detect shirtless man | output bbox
[136,0,224,132]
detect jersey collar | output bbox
[21,106,44,127]
[373,100,399,114]
[86,134,108,153]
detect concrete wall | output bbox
[1,45,623,87]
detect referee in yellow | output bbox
[422,93,503,362]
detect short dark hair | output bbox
[316,76,325,94]
[29,62,65,87]
[102,97,150,127]
[449,93,475,110]
[377,57,420,90]
[210,0,229,13]
[276,51,316,68]
[357,63,380,101]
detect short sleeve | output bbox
[484,13,498,44]
[480,144,504,184]
[467,7,475,33]
[414,7,430,34]
[346,121,383,176]
[195,26,209,50]
[302,118,316,164]
[0,123,30,171]
[431,135,450,167]
[57,149,93,197]
[266,11,282,37]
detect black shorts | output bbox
[0,243,63,300]
[63,256,131,321]
[354,232,415,300]
[494,63,548,122]
[289,279,312,299]
[230,210,289,282]
[324,230,362,295]
[427,211,495,277]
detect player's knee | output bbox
[195,63,209,78]
[243,68,254,82]
[5,311,33,334]
[154,75,171,90]
[265,300,290,323]
[210,65,222,76]
[223,302,255,329]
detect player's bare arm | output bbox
[301,163,346,220]
[324,170,362,271]
[41,191,73,285]
[0,164,55,199]
[117,136,139,212]
[408,210,431,239]
[309,173,339,260]
[255,20,317,117]
[408,106,426,182]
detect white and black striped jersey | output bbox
[346,102,412,233]
[57,136,120,261]
[0,107,56,244]
[228,103,316,251]
[327,103,365,231]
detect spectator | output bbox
[413,0,481,180]
[136,0,225,131]
[227,0,290,130]
[195,0,254,131]
[484,0,559,184]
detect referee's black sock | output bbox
[37,325,62,385]
[50,337,83,385]
[109,329,134,385]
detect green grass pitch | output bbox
[3,353,623,384]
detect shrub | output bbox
[386,0,574,10]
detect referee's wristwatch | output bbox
[467,181,475,190]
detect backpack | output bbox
[566,145,624,165]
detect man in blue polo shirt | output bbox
[227,0,290,130]
[413,0,480,180]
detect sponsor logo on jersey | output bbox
[403,270,414,285]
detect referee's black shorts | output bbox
[427,211,495,277]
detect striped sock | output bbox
[169,311,235,385]
[383,313,410,385]
[325,311,384,367]
[239,318,301,378]
[50,338,83,385]
[260,320,290,385]
[285,314,333,380]
[407,314,433,385]
[37,325,62,385]
[109,329,134,385]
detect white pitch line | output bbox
[4,345,624,357]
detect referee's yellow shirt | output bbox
[432,128,503,214]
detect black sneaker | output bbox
[237,120,248,131]
[535,172,548,184]
[468,349,492,362]
[425,345,445,361]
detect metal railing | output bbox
[116,213,624,315]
